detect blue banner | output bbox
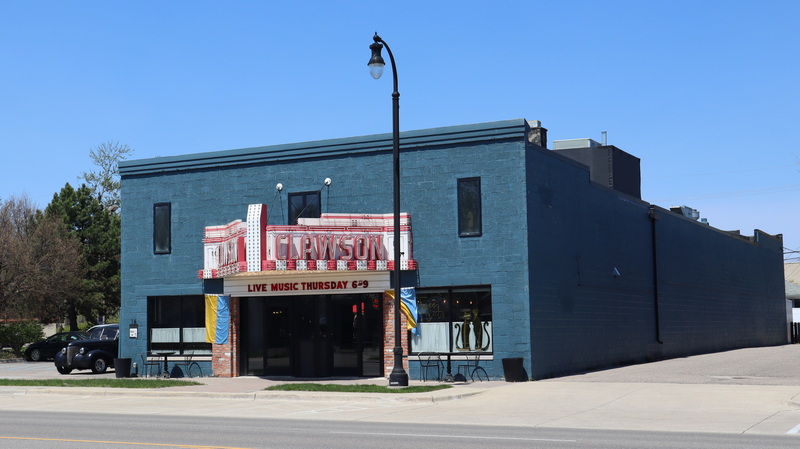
[215,295,230,344]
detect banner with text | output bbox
[223,271,390,297]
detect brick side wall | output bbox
[526,145,786,380]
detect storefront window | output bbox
[410,286,492,354]
[148,295,211,355]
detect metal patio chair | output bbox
[457,352,488,382]
[418,352,443,381]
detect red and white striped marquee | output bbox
[199,204,417,279]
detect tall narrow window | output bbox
[288,191,321,225]
[458,177,482,237]
[153,202,171,254]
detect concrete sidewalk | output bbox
[3,345,800,435]
[3,376,800,435]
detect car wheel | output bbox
[29,349,42,362]
[56,365,72,375]
[92,357,108,374]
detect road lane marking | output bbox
[0,436,252,448]
[331,431,576,443]
[787,423,800,434]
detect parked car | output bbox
[54,324,119,374]
[25,331,89,361]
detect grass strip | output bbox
[0,378,201,388]
[265,383,451,393]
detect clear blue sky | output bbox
[1,1,798,259]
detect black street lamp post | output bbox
[368,32,409,387]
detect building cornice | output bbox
[120,119,529,176]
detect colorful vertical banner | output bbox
[387,288,419,335]
[205,295,217,343]
[215,295,230,344]
[205,294,230,344]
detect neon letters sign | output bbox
[200,205,416,279]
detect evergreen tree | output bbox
[45,184,120,330]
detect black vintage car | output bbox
[54,324,119,374]
[25,331,89,361]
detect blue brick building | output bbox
[118,118,786,380]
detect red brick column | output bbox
[211,297,240,377]
[383,290,409,378]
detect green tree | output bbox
[45,184,120,330]
[79,141,133,211]
[0,321,44,357]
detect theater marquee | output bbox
[223,270,390,297]
[199,204,417,280]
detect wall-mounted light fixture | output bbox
[276,183,283,191]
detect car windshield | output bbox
[88,327,118,340]
[72,332,90,340]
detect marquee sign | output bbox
[199,205,417,279]
[223,271,390,297]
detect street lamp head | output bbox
[368,34,385,79]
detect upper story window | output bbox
[289,191,321,224]
[457,177,482,237]
[153,202,171,254]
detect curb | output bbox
[0,386,486,404]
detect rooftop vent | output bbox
[670,205,700,220]
[527,120,548,148]
[669,205,709,225]
[553,138,602,150]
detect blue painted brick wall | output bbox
[524,144,785,379]
[120,119,786,380]
[120,120,535,378]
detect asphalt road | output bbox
[2,411,799,449]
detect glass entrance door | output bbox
[292,295,328,377]
[264,298,291,375]
[242,297,292,376]
[242,294,382,377]
[330,294,383,377]
[330,296,360,376]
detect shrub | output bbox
[0,321,44,357]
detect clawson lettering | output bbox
[274,234,385,260]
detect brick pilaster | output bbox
[211,297,240,377]
[383,290,409,377]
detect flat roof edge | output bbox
[120,119,529,176]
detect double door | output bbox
[242,294,383,377]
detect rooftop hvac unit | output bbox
[552,139,602,150]
[670,206,700,220]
